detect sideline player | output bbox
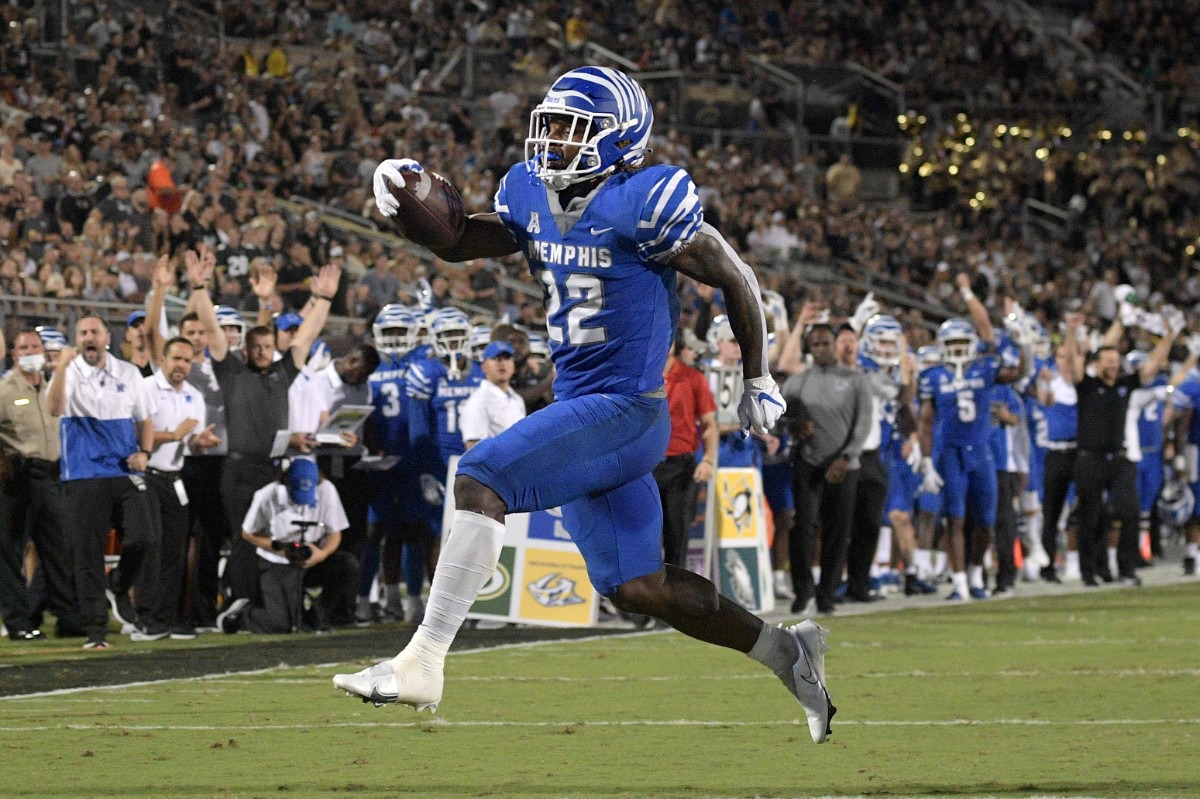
[917,275,1023,601]
[333,66,833,743]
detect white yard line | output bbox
[0,717,1198,732]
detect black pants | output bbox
[322,454,368,624]
[182,455,225,626]
[994,471,1019,590]
[789,459,860,613]
[221,456,277,602]
[653,453,699,569]
[146,470,190,630]
[243,551,360,634]
[845,450,887,600]
[1041,448,1077,566]
[0,461,80,636]
[1074,451,1140,579]
[63,476,162,638]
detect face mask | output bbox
[17,354,46,373]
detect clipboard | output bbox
[315,404,374,444]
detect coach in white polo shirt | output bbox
[47,315,160,650]
[142,337,222,640]
[460,341,526,450]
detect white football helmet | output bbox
[373,304,420,357]
[937,318,978,373]
[526,66,654,190]
[215,305,246,351]
[860,315,903,367]
[469,324,493,362]
[428,307,471,363]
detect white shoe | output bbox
[773,570,795,600]
[332,648,443,712]
[779,620,835,743]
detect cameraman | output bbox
[217,459,359,634]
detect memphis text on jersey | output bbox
[525,239,613,270]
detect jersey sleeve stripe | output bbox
[405,364,433,400]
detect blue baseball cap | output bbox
[274,312,303,331]
[286,458,319,507]
[482,341,514,360]
[126,310,146,327]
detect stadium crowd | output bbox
[0,1,1199,645]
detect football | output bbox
[385,170,466,251]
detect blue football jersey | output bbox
[989,384,1022,470]
[1134,375,1167,452]
[919,358,999,448]
[1171,369,1200,445]
[406,356,482,467]
[859,354,899,446]
[494,161,703,400]
[367,352,413,457]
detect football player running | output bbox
[334,66,833,743]
[917,274,1023,601]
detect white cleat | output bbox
[332,650,443,713]
[781,620,835,743]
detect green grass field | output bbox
[1,584,1197,798]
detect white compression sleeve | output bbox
[410,510,505,655]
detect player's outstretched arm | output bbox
[431,213,521,263]
[671,225,769,380]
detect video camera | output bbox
[271,520,324,565]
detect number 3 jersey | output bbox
[494,161,703,400]
[919,356,1000,450]
[367,352,415,458]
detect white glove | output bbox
[1114,284,1138,305]
[738,375,786,436]
[373,158,424,217]
[419,473,445,505]
[1186,333,1200,358]
[848,292,880,335]
[919,456,943,494]
[1164,305,1186,335]
[1140,312,1166,337]
[905,438,923,472]
[1119,301,1140,328]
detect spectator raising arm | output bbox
[186,244,227,362]
[145,254,175,368]
[289,263,341,370]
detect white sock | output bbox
[933,551,948,577]
[1186,542,1199,558]
[1107,546,1118,575]
[1065,549,1080,577]
[968,565,984,590]
[951,571,968,597]
[406,511,505,661]
[913,549,933,579]
[747,623,799,676]
[874,527,892,565]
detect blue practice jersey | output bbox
[367,352,413,458]
[494,161,703,400]
[919,357,999,449]
[406,356,482,468]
